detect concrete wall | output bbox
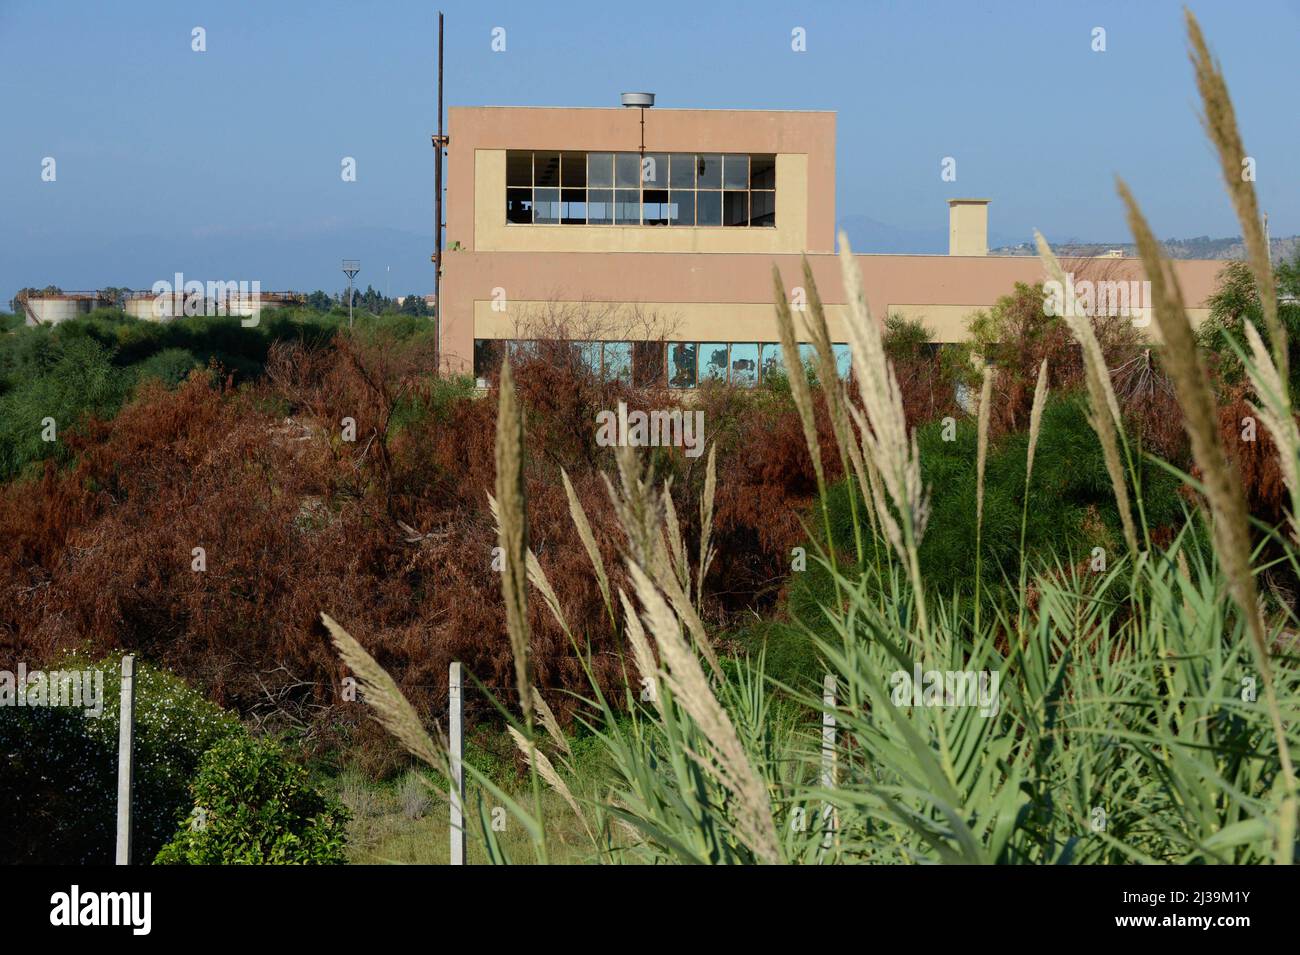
[442,248,1223,370]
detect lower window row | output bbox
[474,339,852,389]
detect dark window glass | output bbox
[534,152,560,187]
[473,339,504,380]
[669,191,694,226]
[614,188,640,224]
[588,153,614,188]
[508,340,537,362]
[561,188,586,224]
[506,188,532,224]
[670,153,695,188]
[534,187,560,224]
[632,341,665,386]
[588,188,613,225]
[561,151,587,187]
[504,151,776,229]
[642,188,669,226]
[723,154,749,189]
[750,190,775,226]
[697,154,722,188]
[697,191,722,226]
[642,152,669,187]
[506,151,532,186]
[730,343,759,387]
[699,343,728,382]
[573,341,601,374]
[615,153,640,188]
[723,191,748,227]
[669,342,698,388]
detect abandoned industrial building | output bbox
[438,101,1225,387]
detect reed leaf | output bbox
[493,358,534,725]
[1186,9,1284,383]
[1035,231,1139,556]
[1119,177,1297,861]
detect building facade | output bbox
[439,106,1224,385]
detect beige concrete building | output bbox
[439,105,1224,385]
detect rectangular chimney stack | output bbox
[947,198,990,256]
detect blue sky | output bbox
[2,0,1296,304]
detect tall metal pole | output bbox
[432,11,446,371]
[342,260,360,329]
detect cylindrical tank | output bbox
[24,294,105,326]
[122,290,300,322]
[124,293,195,321]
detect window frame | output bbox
[504,150,775,228]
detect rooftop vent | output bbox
[620,92,655,108]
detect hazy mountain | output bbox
[990,235,1299,262]
[837,215,1022,255]
[2,224,436,307]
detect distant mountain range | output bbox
[837,215,1022,255]
[837,215,1298,263]
[990,235,1299,262]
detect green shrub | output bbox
[0,337,132,479]
[0,656,239,863]
[156,734,350,864]
[791,391,1185,620]
[133,347,202,387]
[389,374,477,434]
[731,618,824,693]
[1198,253,1300,392]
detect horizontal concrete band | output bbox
[472,299,1212,345]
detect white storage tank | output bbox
[23,292,109,326]
[123,290,302,322]
[124,292,191,321]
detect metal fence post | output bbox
[449,661,465,865]
[116,655,135,865]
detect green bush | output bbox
[133,347,202,387]
[791,391,1185,620]
[731,618,824,693]
[0,336,133,479]
[0,656,239,863]
[156,734,350,864]
[1198,253,1300,392]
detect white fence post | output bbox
[821,673,837,851]
[449,661,465,865]
[115,654,135,865]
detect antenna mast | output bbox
[432,12,447,369]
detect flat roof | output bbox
[450,105,835,114]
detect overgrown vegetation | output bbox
[319,11,1300,865]
[0,656,239,863]
[4,11,1298,866]
[156,734,349,864]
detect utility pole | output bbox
[431,11,447,371]
[342,259,360,329]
